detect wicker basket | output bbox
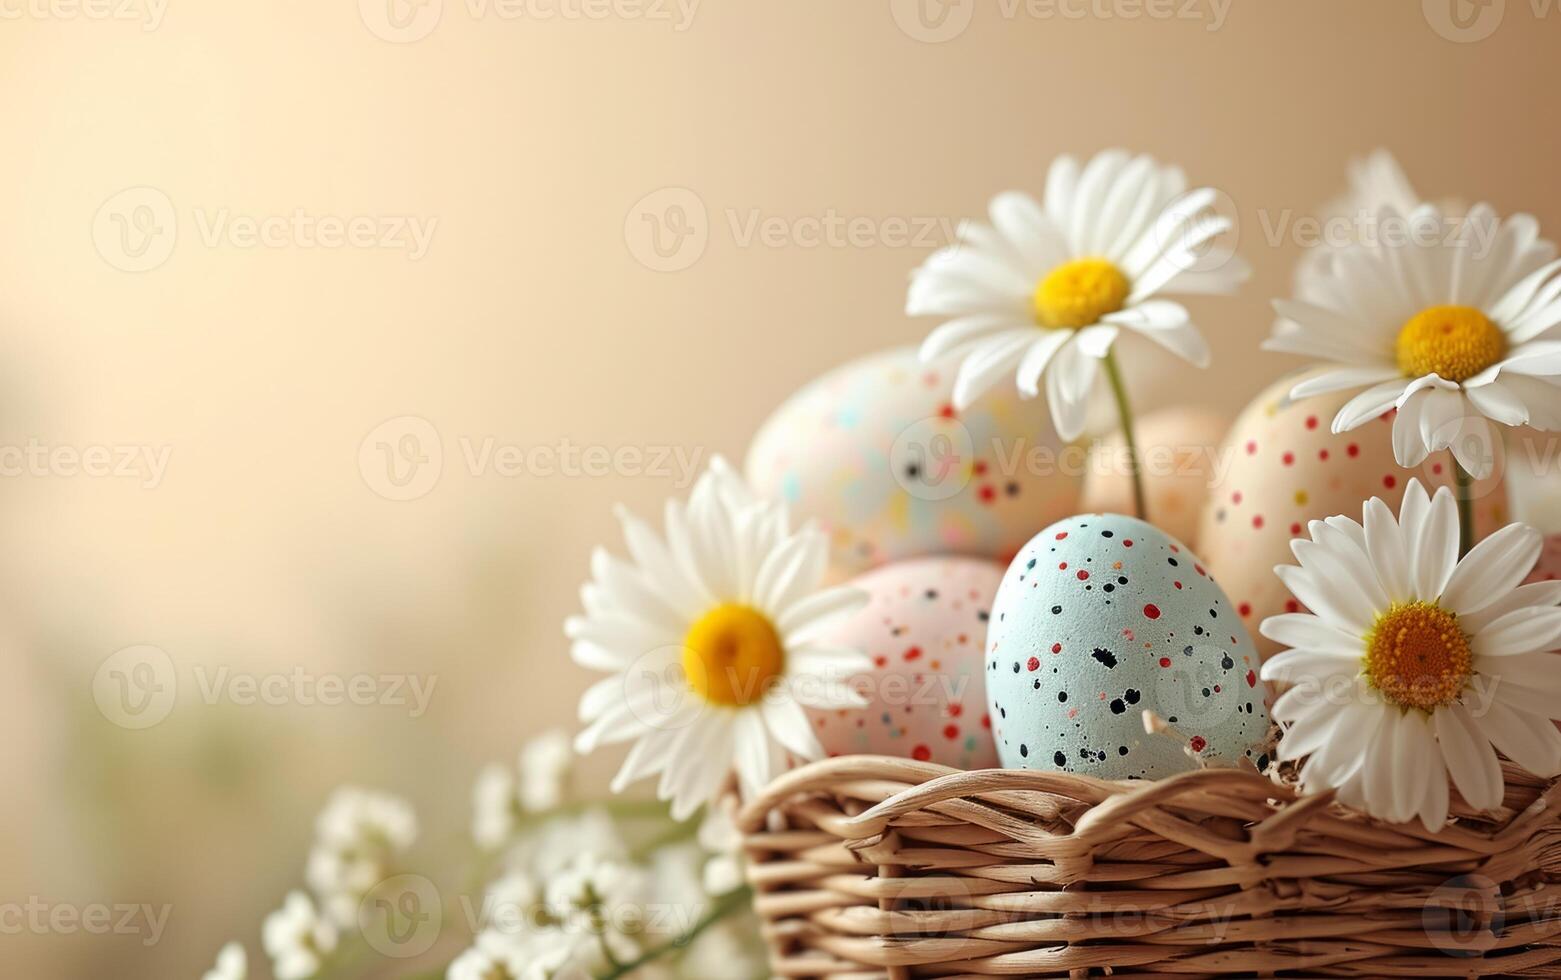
[736,756,1561,978]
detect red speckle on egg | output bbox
[1143,604,1161,620]
[973,460,988,476]
[1059,561,1068,570]
[938,403,956,419]
[1285,599,1301,613]
[981,713,991,729]
[1305,415,1318,430]
[1252,515,1265,530]
[1190,736,1208,752]
[978,485,997,503]
[1383,474,1397,489]
[1246,670,1258,688]
[1238,602,1252,617]
[948,704,963,717]
[903,646,922,661]
[1346,443,1360,457]
[1282,452,1295,466]
[1173,581,1183,590]
[1159,657,1172,667]
[1027,657,1040,671]
[912,744,932,761]
[1245,440,1257,455]
[942,724,959,740]
[1290,523,1302,536]
[1077,569,1090,581]
[1123,539,1134,547]
[1232,491,1243,505]
[1056,531,1069,540]
[1050,642,1062,654]
[1319,449,1330,461]
[873,656,888,668]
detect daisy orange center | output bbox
[1395,305,1506,383]
[1362,600,1472,712]
[682,603,785,707]
[1033,257,1130,329]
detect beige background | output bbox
[2,1,1558,976]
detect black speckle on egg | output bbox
[1091,648,1118,668]
[1051,605,1063,615]
[1053,751,1066,767]
[1109,699,1126,714]
[1057,691,1068,703]
[1101,530,1114,538]
[1019,744,1028,758]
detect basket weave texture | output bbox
[736,756,1561,978]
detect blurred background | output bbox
[2,1,1560,975]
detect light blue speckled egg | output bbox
[984,514,1272,780]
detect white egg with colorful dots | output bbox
[984,515,1272,780]
[746,346,1082,578]
[804,556,1001,769]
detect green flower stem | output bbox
[1454,460,1477,558]
[595,886,753,980]
[1102,350,1147,521]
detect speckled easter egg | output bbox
[985,515,1272,780]
[1197,374,1508,659]
[806,557,1000,768]
[1527,535,1561,583]
[1081,407,1229,548]
[746,347,1081,577]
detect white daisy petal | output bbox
[918,313,1027,362]
[1463,380,1531,427]
[1072,324,1120,359]
[1440,522,1543,616]
[1471,606,1561,657]
[1333,380,1409,432]
[1275,564,1372,634]
[1436,703,1505,812]
[1469,702,1561,778]
[777,585,868,646]
[1259,613,1366,658]
[1413,486,1461,600]
[1260,647,1360,687]
[1015,330,1072,399]
[1461,580,1561,635]
[1391,389,1433,469]
[1292,367,1403,402]
[761,697,824,762]
[1362,497,1412,603]
[1045,340,1094,441]
[952,331,1035,409]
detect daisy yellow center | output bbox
[1362,600,1473,712]
[1395,305,1506,383]
[1033,257,1130,329]
[682,603,785,707]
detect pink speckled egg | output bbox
[746,347,1081,578]
[805,556,1001,768]
[1082,407,1230,548]
[1198,374,1508,659]
[1527,535,1561,583]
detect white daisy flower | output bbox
[201,941,246,980]
[1295,149,1422,293]
[518,729,573,812]
[908,148,1247,440]
[262,891,338,980]
[1266,202,1561,481]
[567,456,870,819]
[1260,479,1561,830]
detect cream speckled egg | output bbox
[1197,374,1508,659]
[1081,407,1229,548]
[806,557,1000,768]
[746,347,1081,577]
[985,515,1272,780]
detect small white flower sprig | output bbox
[206,734,766,980]
[907,149,1248,519]
[1261,479,1561,830]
